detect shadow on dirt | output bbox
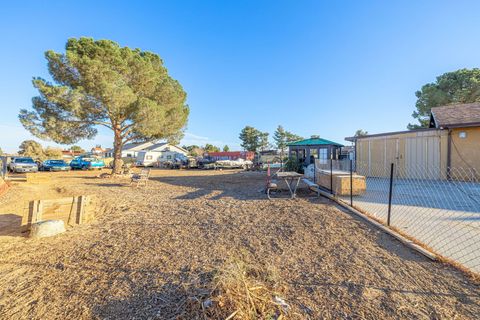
[150,172,319,201]
[0,213,26,237]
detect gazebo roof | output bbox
[287,138,343,147]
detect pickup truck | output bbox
[69,156,105,170]
[8,157,39,173]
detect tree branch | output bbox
[92,121,113,130]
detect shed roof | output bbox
[430,103,480,128]
[287,138,343,147]
[345,128,438,142]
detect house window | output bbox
[127,153,132,158]
[310,148,318,159]
[459,131,467,139]
[319,148,328,164]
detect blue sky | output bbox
[1,0,479,153]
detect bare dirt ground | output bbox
[0,169,479,319]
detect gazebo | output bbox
[287,137,344,166]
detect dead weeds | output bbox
[0,169,479,319]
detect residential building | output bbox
[345,103,480,179]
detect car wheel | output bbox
[81,165,87,170]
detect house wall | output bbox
[121,151,139,158]
[451,127,480,178]
[355,130,449,178]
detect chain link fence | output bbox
[315,158,480,274]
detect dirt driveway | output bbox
[0,169,479,319]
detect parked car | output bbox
[69,156,105,170]
[40,159,71,171]
[8,157,39,173]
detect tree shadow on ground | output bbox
[85,183,127,187]
[0,213,27,237]
[150,172,318,201]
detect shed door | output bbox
[405,136,441,179]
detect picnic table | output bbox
[276,171,303,198]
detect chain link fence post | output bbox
[330,157,333,195]
[350,159,353,206]
[387,162,395,226]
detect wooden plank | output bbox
[25,195,93,228]
[42,198,77,206]
[77,195,85,224]
[27,200,36,227]
[67,197,77,226]
[35,200,43,223]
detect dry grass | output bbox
[0,169,479,319]
[205,256,288,319]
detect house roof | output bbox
[143,143,188,154]
[144,142,168,151]
[430,103,480,128]
[122,141,155,151]
[287,138,344,147]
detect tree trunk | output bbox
[112,128,123,174]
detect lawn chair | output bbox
[130,168,150,187]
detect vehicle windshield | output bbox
[49,160,64,165]
[15,158,35,164]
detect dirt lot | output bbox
[0,169,479,319]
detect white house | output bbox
[121,141,156,158]
[135,143,188,166]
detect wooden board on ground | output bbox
[316,170,366,195]
[25,195,95,228]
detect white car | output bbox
[8,157,39,173]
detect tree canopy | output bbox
[18,140,44,159]
[273,125,303,157]
[222,145,230,152]
[204,144,220,153]
[18,140,63,160]
[70,145,85,153]
[354,129,368,137]
[408,68,480,129]
[239,126,270,152]
[19,37,189,172]
[183,145,204,157]
[44,147,63,159]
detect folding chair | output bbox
[130,168,150,187]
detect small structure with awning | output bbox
[287,137,344,166]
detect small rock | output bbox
[203,299,213,308]
[29,220,66,239]
[273,296,290,312]
[55,262,65,271]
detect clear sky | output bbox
[1,0,479,153]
